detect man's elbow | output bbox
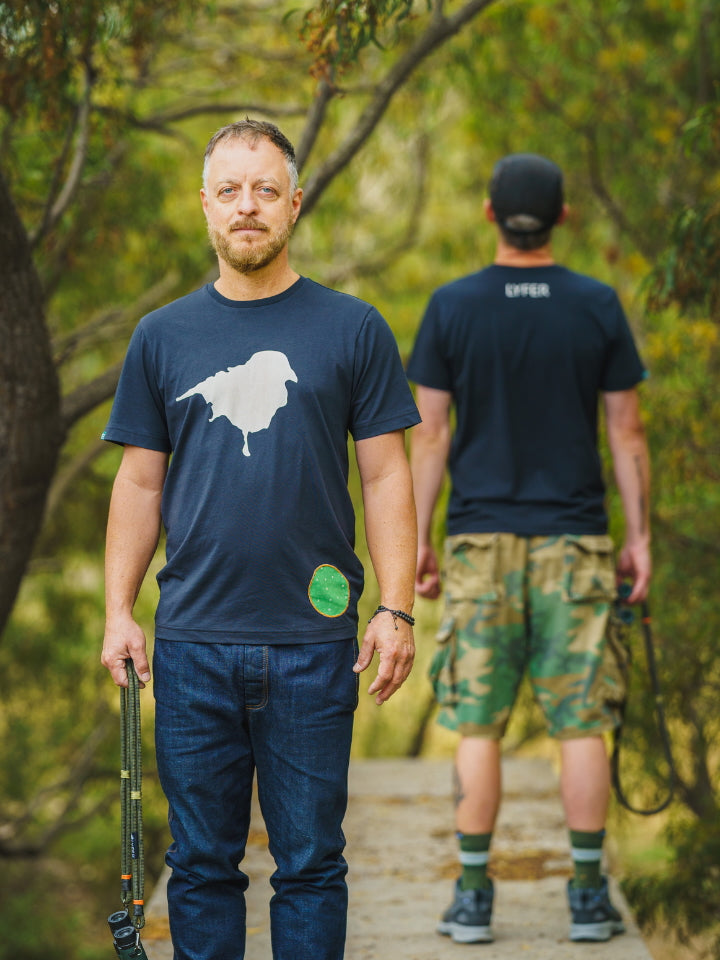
[414,418,450,449]
[607,413,647,449]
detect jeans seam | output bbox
[246,644,269,711]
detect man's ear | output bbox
[292,188,303,224]
[555,203,570,226]
[483,198,496,223]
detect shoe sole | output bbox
[438,921,493,943]
[569,920,626,942]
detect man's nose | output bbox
[234,186,259,215]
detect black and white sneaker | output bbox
[568,876,626,941]
[437,879,494,943]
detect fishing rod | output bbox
[108,659,149,960]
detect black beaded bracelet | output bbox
[368,605,416,630]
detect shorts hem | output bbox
[551,718,619,740]
[436,712,505,740]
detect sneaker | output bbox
[437,878,494,943]
[568,876,626,941]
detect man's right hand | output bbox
[416,544,442,599]
[616,540,651,604]
[101,615,151,688]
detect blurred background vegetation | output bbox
[0,1,718,957]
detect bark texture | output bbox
[0,170,63,633]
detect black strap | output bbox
[611,601,676,815]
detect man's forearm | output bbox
[612,440,650,545]
[354,431,416,703]
[604,388,651,600]
[605,406,650,547]
[103,457,165,687]
[361,460,417,611]
[410,423,451,547]
[411,385,452,546]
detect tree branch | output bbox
[217,0,280,11]
[30,62,94,250]
[39,142,131,303]
[61,361,125,434]
[299,0,500,219]
[57,267,185,432]
[585,130,655,261]
[94,101,307,138]
[296,79,336,173]
[166,38,302,63]
[44,438,113,527]
[53,269,180,366]
[0,717,114,858]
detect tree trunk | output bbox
[0,170,63,635]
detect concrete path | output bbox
[142,757,653,959]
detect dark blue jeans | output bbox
[153,638,358,960]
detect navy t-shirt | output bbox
[103,277,420,644]
[406,265,646,536]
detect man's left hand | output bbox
[354,613,415,705]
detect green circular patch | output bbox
[308,564,350,618]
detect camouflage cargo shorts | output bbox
[429,533,628,739]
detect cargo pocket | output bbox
[563,534,615,602]
[428,616,459,707]
[598,604,631,711]
[444,533,503,603]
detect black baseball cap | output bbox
[489,153,564,233]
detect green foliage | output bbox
[440,0,714,268]
[0,0,186,120]
[299,0,427,78]
[623,817,720,950]
[647,107,720,315]
[609,97,720,945]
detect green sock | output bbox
[458,832,492,890]
[570,829,604,889]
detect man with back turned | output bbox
[408,152,650,943]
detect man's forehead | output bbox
[207,137,288,178]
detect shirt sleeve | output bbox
[349,307,421,441]
[601,293,647,392]
[406,293,453,391]
[101,324,172,452]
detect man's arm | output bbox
[410,385,452,599]
[102,444,169,688]
[603,387,651,603]
[353,429,416,705]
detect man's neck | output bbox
[494,238,555,268]
[214,258,300,302]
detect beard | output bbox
[207,214,296,274]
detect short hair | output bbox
[497,224,554,251]
[202,119,299,193]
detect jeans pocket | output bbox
[563,534,615,602]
